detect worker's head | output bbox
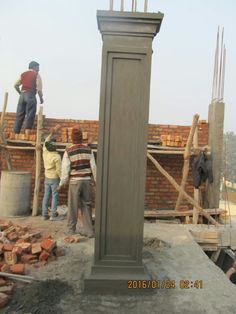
[45,139,57,152]
[230,272,236,285]
[71,127,83,144]
[28,61,40,72]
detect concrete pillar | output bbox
[206,101,225,208]
[84,10,163,293]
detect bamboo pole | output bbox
[32,106,43,216]
[0,92,12,170]
[175,114,199,210]
[147,152,219,226]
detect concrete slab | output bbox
[4,219,235,314]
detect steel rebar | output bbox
[144,0,148,12]
[109,0,114,11]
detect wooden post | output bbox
[147,152,219,226]
[32,106,43,216]
[193,125,200,224]
[0,92,12,170]
[0,92,8,126]
[175,114,199,210]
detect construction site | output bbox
[0,1,236,313]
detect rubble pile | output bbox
[0,219,65,308]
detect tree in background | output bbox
[223,132,236,184]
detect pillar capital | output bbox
[97,10,163,39]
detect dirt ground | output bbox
[1,215,236,314]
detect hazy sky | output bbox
[0,0,235,132]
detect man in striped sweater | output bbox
[59,127,95,237]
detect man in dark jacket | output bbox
[192,151,213,188]
[13,61,44,135]
[59,127,96,237]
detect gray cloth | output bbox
[13,91,37,133]
[67,179,94,236]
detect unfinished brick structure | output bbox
[0,112,208,211]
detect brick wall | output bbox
[0,112,209,212]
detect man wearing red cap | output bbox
[59,127,95,237]
[13,61,44,135]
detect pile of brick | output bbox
[160,134,185,147]
[0,220,65,308]
[57,128,88,143]
[5,129,88,144]
[7,131,37,142]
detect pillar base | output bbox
[84,264,154,294]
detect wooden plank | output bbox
[1,145,35,150]
[144,209,224,218]
[194,238,219,244]
[32,106,43,216]
[190,231,219,239]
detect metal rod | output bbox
[120,0,124,11]
[214,27,220,101]
[218,27,224,100]
[220,46,226,101]
[144,0,148,12]
[132,0,135,12]
[211,46,218,102]
[134,0,137,11]
[109,0,114,11]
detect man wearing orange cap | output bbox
[59,127,95,237]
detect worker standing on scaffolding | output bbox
[13,61,44,135]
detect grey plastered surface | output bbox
[85,11,163,292]
[24,222,236,314]
[207,101,225,208]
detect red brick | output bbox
[4,252,17,265]
[39,250,50,261]
[41,239,56,253]
[10,264,25,275]
[3,244,14,252]
[15,242,31,253]
[12,246,23,255]
[31,243,42,255]
[21,254,37,264]
[7,232,19,241]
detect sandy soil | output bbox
[1,217,236,314]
